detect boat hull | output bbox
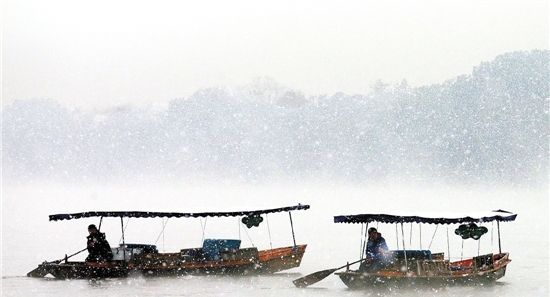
[336,253,510,289]
[27,245,307,279]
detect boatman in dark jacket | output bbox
[360,227,392,272]
[86,224,113,262]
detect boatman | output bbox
[86,224,113,262]
[360,227,392,272]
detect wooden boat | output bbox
[333,210,516,289]
[27,204,309,279]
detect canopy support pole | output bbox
[361,223,369,259]
[409,223,413,246]
[447,226,451,262]
[461,239,464,260]
[395,225,399,249]
[238,217,241,241]
[401,222,408,272]
[121,216,126,267]
[497,220,502,255]
[419,224,422,250]
[289,212,297,247]
[98,217,104,231]
[491,222,495,252]
[360,223,364,259]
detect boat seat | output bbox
[202,239,241,261]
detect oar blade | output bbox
[292,268,338,288]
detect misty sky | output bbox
[2,1,548,110]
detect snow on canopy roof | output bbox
[333,209,516,225]
[49,204,310,222]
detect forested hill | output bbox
[3,50,548,185]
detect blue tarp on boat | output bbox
[202,239,241,261]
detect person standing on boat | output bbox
[86,224,113,262]
[360,227,392,272]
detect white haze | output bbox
[2,49,549,296]
[2,1,548,110]
[1,1,549,296]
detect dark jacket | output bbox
[365,233,392,264]
[86,232,113,262]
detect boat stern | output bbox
[256,244,307,273]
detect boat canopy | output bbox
[49,204,310,222]
[334,209,516,225]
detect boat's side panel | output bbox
[140,257,257,276]
[338,266,509,289]
[336,254,510,289]
[27,245,308,279]
[256,245,307,273]
[28,262,129,279]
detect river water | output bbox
[2,182,548,296]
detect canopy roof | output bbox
[334,209,516,225]
[49,204,310,222]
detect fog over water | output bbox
[2,49,549,296]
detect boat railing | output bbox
[220,247,259,261]
[379,250,453,276]
[473,253,494,271]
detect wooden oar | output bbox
[50,248,87,264]
[292,258,364,288]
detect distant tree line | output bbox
[3,50,548,185]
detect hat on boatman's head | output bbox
[88,224,97,230]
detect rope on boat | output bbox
[266,214,273,249]
[154,218,170,252]
[118,217,131,244]
[241,221,255,247]
[428,225,438,250]
[200,218,207,245]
